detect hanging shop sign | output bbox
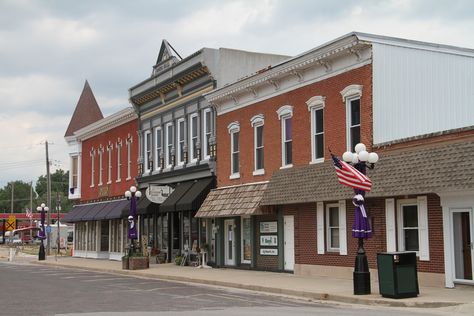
[146,185,173,204]
[260,235,278,246]
[259,221,277,233]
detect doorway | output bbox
[284,215,295,271]
[451,209,473,282]
[224,219,236,266]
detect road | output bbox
[0,261,438,316]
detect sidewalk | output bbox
[2,247,474,313]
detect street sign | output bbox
[46,226,52,234]
[6,215,16,231]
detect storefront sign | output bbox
[260,248,278,256]
[146,185,173,203]
[260,221,277,233]
[260,235,277,246]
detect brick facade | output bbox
[81,119,139,201]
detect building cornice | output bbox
[74,107,137,141]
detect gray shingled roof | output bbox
[196,182,268,218]
[261,140,474,206]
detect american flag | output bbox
[25,208,33,219]
[331,154,372,192]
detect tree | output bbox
[35,169,71,212]
[0,181,35,213]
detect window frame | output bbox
[177,118,185,166]
[107,145,113,184]
[228,121,240,179]
[154,127,162,171]
[126,137,132,180]
[90,150,95,187]
[203,108,212,160]
[397,199,419,253]
[326,203,340,252]
[340,85,362,152]
[250,114,265,175]
[307,96,325,163]
[165,122,173,169]
[71,155,78,188]
[143,130,152,173]
[116,141,122,182]
[189,113,199,163]
[98,147,104,185]
[277,105,293,168]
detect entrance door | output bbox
[224,219,236,266]
[452,209,473,282]
[284,215,295,271]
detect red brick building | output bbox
[197,32,474,289]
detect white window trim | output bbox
[241,215,251,264]
[228,121,240,179]
[277,105,293,169]
[341,85,362,152]
[98,147,104,185]
[251,114,265,176]
[90,150,95,187]
[203,108,212,160]
[317,202,325,254]
[116,141,122,183]
[143,130,152,173]
[126,138,132,180]
[385,198,396,252]
[165,122,173,169]
[325,201,347,255]
[177,118,185,166]
[107,145,113,184]
[396,196,430,261]
[154,127,162,171]
[326,203,339,253]
[189,113,199,163]
[307,96,325,164]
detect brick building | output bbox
[64,81,139,260]
[197,32,474,288]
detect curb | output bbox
[32,260,463,309]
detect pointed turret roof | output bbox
[64,80,104,137]
[155,39,181,65]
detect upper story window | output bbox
[189,113,198,163]
[227,122,240,179]
[90,149,96,187]
[277,105,293,168]
[165,122,173,168]
[154,127,162,171]
[250,114,264,175]
[307,96,325,163]
[98,147,104,185]
[144,130,152,173]
[71,156,78,188]
[177,118,185,166]
[203,108,212,160]
[340,85,362,152]
[107,144,113,184]
[126,135,132,180]
[116,140,122,182]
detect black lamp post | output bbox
[125,186,141,256]
[36,203,49,261]
[342,143,379,295]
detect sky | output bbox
[1,0,473,188]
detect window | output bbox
[177,119,185,165]
[250,114,264,175]
[325,201,347,255]
[126,136,132,180]
[396,197,430,260]
[116,140,122,182]
[98,148,104,185]
[203,108,212,159]
[241,216,251,264]
[71,156,78,188]
[90,150,95,187]
[107,145,113,184]
[340,85,362,152]
[144,130,152,172]
[307,96,325,163]
[154,127,162,171]
[277,105,293,168]
[189,113,198,162]
[165,122,173,168]
[227,122,240,178]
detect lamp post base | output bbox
[38,242,46,261]
[354,238,371,295]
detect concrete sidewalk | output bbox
[2,248,474,313]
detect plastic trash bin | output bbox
[377,251,419,298]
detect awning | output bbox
[64,199,130,223]
[137,194,158,215]
[160,181,195,212]
[64,204,93,223]
[196,182,268,218]
[80,203,107,221]
[176,177,214,212]
[93,199,129,220]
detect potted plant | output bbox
[174,255,182,265]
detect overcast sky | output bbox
[1,0,473,188]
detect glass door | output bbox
[452,209,473,282]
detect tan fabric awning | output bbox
[196,182,268,218]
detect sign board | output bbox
[146,185,173,204]
[260,235,278,246]
[46,226,52,234]
[260,248,278,256]
[260,221,277,233]
[6,215,16,231]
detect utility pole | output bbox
[46,140,52,255]
[10,182,14,213]
[30,181,33,237]
[56,192,61,258]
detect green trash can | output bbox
[377,252,419,298]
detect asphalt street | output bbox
[0,261,438,316]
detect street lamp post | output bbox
[341,143,379,295]
[36,203,49,261]
[125,186,141,256]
